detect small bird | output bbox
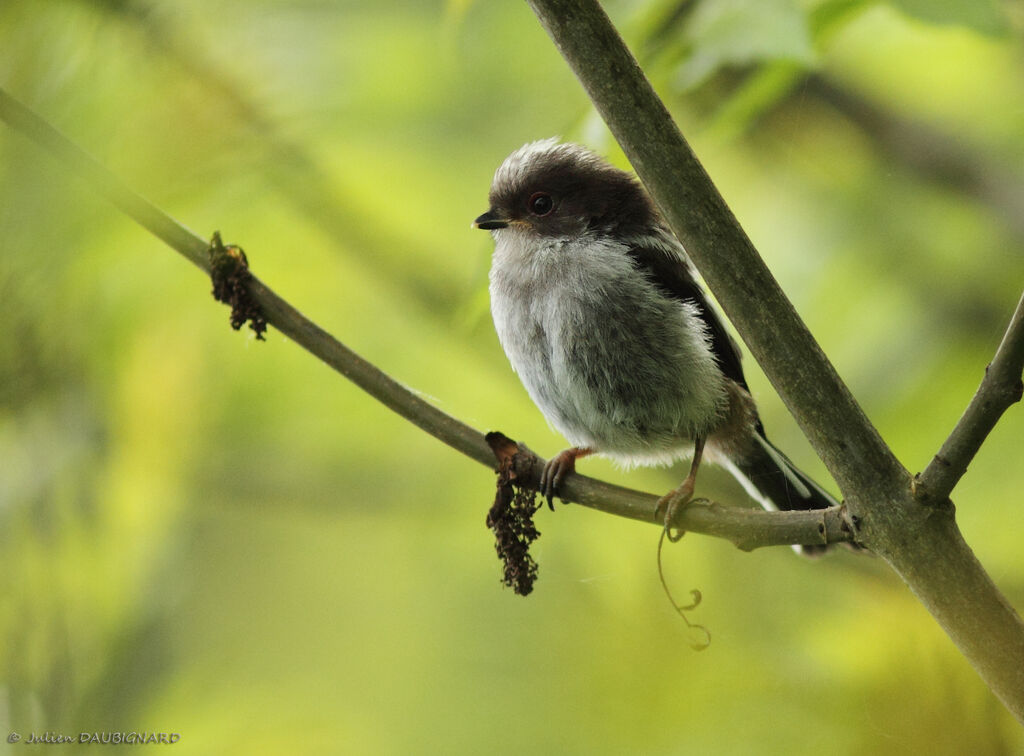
[474,138,839,551]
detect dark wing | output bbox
[625,242,750,394]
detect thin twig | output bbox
[108,0,457,314]
[916,291,1024,503]
[492,433,853,548]
[0,85,851,550]
[0,90,208,271]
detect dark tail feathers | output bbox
[724,434,844,556]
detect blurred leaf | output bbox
[886,0,1008,35]
[676,0,816,90]
[702,61,804,141]
[808,0,873,42]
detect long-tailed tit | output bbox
[474,139,839,553]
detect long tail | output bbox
[720,433,842,555]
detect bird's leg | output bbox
[656,437,706,542]
[540,447,593,509]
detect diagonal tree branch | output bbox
[916,291,1024,503]
[0,85,854,551]
[524,0,1024,723]
[97,0,458,315]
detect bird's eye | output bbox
[527,192,554,216]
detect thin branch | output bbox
[0,85,849,550]
[0,92,207,271]
[104,0,458,315]
[0,88,491,463]
[495,434,852,549]
[916,291,1024,503]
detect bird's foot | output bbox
[656,478,696,542]
[539,447,592,509]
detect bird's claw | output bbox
[539,448,590,509]
[657,480,696,542]
[540,453,571,509]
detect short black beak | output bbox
[473,210,509,230]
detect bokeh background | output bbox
[2,0,1023,753]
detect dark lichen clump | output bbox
[208,231,267,340]
[486,432,541,596]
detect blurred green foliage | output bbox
[1,0,1023,753]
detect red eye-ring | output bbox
[527,192,554,216]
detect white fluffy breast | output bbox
[488,228,728,467]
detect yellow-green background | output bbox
[2,0,1023,753]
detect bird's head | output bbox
[473,138,656,240]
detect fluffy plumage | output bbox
[475,139,839,552]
